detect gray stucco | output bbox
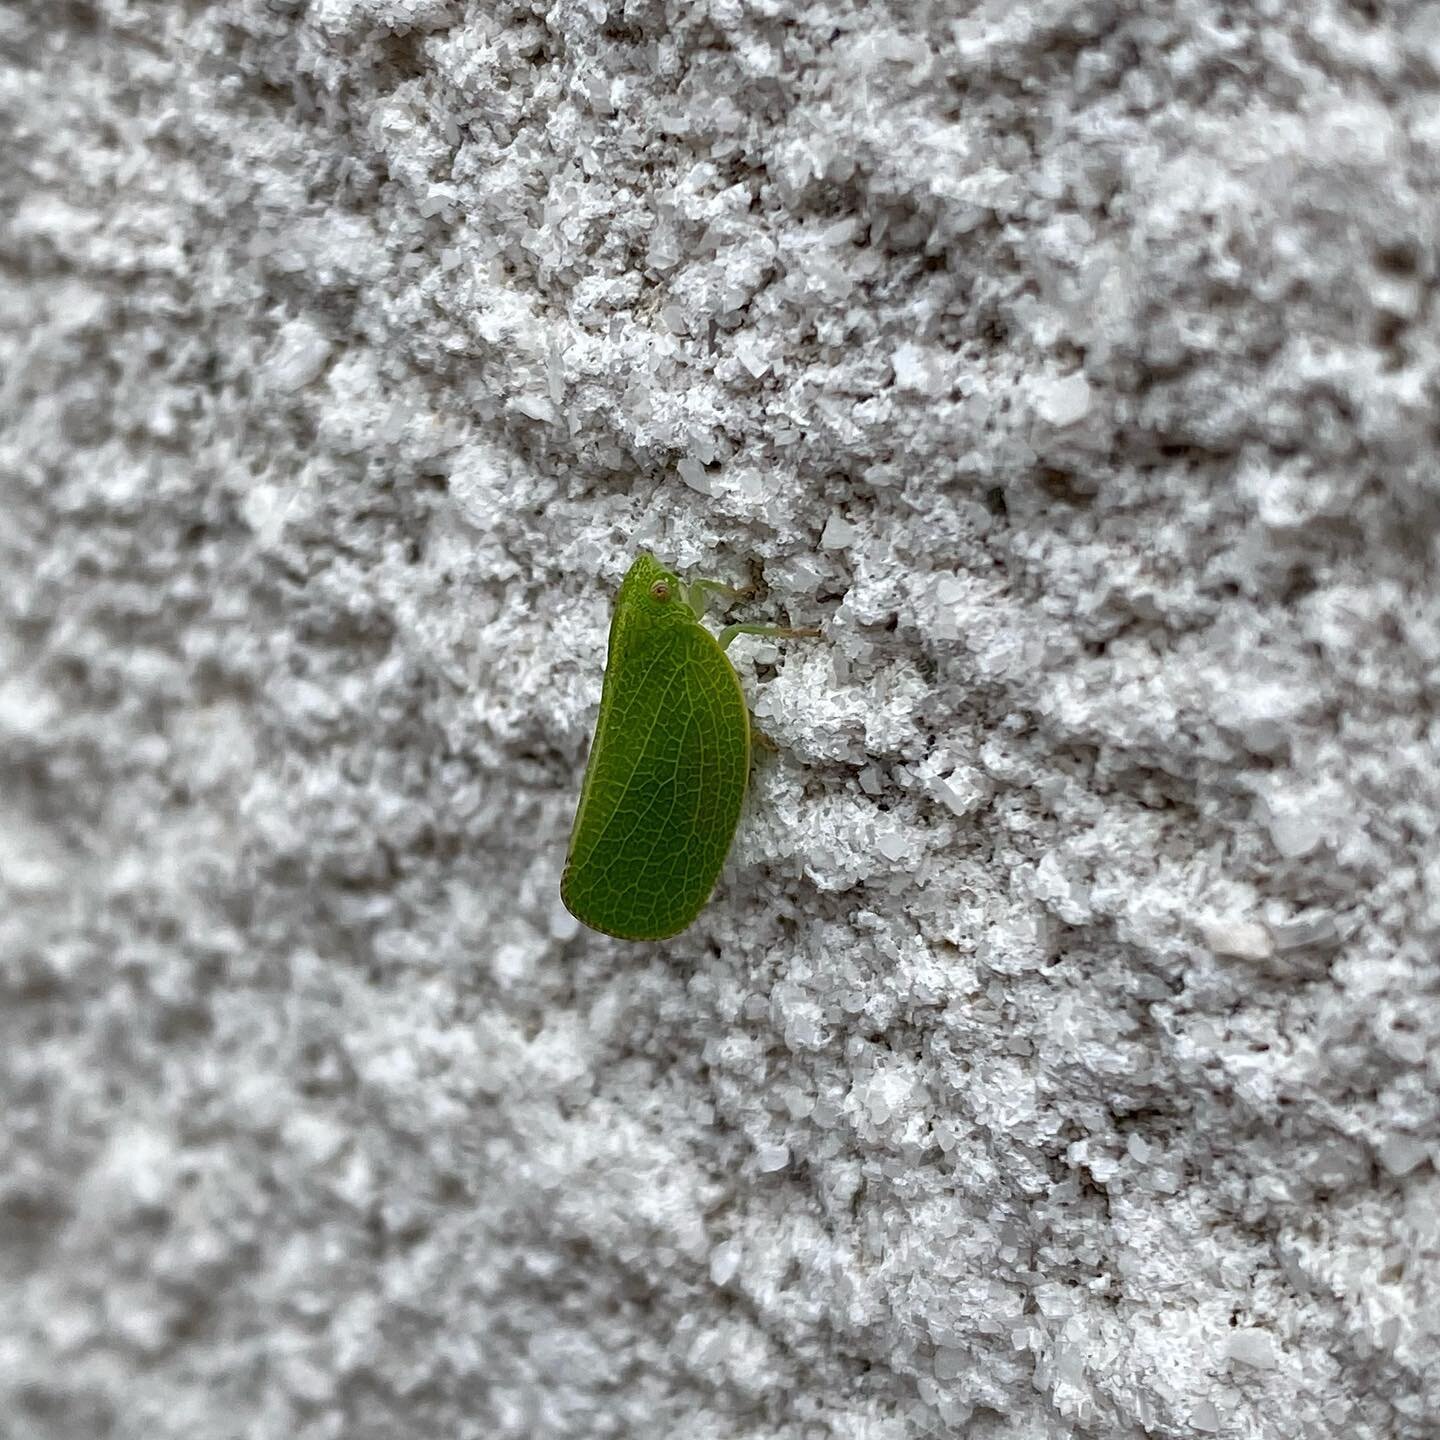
[3,2,1438,1436]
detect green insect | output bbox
[561,552,818,941]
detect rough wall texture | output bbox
[3,2,1439,1437]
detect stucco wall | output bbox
[3,2,1438,1437]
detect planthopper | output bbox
[561,552,818,941]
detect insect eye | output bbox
[650,581,670,601]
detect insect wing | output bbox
[562,619,749,940]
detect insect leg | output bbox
[717,623,822,651]
[684,578,751,620]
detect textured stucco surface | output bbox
[3,2,1440,1437]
